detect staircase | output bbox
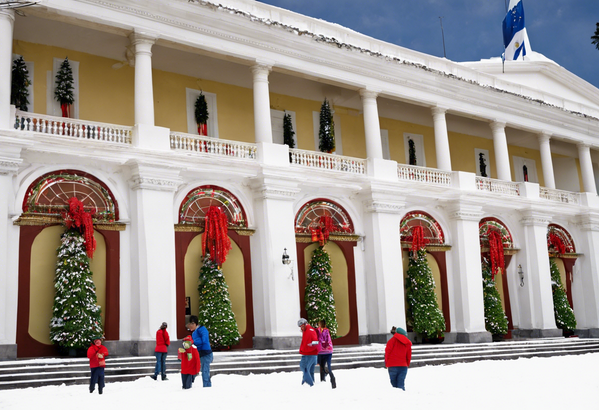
[1,337,598,390]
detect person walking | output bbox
[87,336,109,394]
[384,326,412,390]
[151,322,170,381]
[298,318,319,386]
[187,315,213,387]
[316,319,336,389]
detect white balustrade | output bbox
[289,148,366,174]
[170,132,257,160]
[475,177,520,196]
[540,187,580,205]
[397,164,451,186]
[14,110,132,144]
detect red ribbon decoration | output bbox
[309,215,335,246]
[548,232,566,255]
[63,197,96,258]
[411,225,429,253]
[202,206,231,266]
[488,229,505,279]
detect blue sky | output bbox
[257,0,599,89]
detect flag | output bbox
[502,0,532,61]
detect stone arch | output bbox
[295,198,354,235]
[178,185,247,227]
[400,210,445,245]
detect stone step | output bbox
[1,338,598,390]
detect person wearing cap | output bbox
[179,335,200,389]
[87,336,109,394]
[151,322,170,381]
[298,318,319,386]
[384,326,412,390]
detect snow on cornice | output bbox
[186,1,599,123]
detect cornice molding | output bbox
[364,200,404,214]
[0,159,21,175]
[130,176,180,191]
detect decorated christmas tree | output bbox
[55,57,75,118]
[481,257,508,335]
[197,206,240,348]
[50,198,102,350]
[194,92,209,135]
[318,98,335,153]
[408,138,417,165]
[550,258,576,331]
[405,226,445,339]
[11,56,31,111]
[283,112,295,148]
[304,246,338,338]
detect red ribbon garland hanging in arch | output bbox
[410,225,429,254]
[309,215,334,246]
[62,197,97,258]
[202,206,231,266]
[487,229,505,279]
[548,232,566,255]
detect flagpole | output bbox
[439,17,446,58]
[502,0,508,73]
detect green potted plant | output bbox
[194,92,209,136]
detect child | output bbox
[179,335,200,389]
[87,336,109,394]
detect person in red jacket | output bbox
[384,326,412,390]
[298,318,319,386]
[87,336,109,394]
[179,335,201,389]
[151,322,170,381]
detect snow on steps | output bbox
[1,337,598,390]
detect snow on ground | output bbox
[1,353,598,409]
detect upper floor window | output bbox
[48,58,79,118]
[186,88,219,138]
[404,133,425,167]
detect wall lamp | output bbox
[518,264,524,287]
[282,248,294,281]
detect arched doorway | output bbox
[547,224,577,308]
[174,185,254,348]
[400,211,451,333]
[15,170,122,357]
[295,199,359,345]
[479,217,516,339]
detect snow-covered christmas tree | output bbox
[405,226,445,339]
[197,206,241,348]
[318,98,335,153]
[50,198,102,350]
[550,258,576,332]
[304,245,338,338]
[54,57,75,117]
[482,257,508,336]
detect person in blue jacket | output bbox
[186,315,213,387]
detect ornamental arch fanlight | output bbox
[295,199,354,235]
[22,170,118,222]
[400,211,445,246]
[479,217,514,250]
[178,185,247,228]
[547,224,576,254]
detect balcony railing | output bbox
[540,187,580,205]
[170,132,257,160]
[14,111,132,144]
[475,177,520,196]
[397,164,452,186]
[290,149,366,174]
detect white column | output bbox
[128,164,180,353]
[576,213,599,336]
[447,202,492,343]
[431,107,452,171]
[517,211,560,336]
[129,32,157,126]
[250,177,301,348]
[0,10,15,130]
[490,121,512,181]
[251,63,273,144]
[0,153,21,359]
[577,143,597,194]
[538,132,555,189]
[359,89,383,160]
[361,188,406,337]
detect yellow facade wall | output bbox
[380,118,436,166]
[508,145,545,186]
[29,227,107,345]
[184,235,247,335]
[13,40,135,125]
[449,132,497,178]
[303,243,350,337]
